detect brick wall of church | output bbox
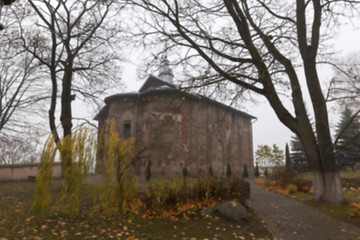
[97,90,254,179]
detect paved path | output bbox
[248,181,360,240]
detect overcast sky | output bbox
[72,18,360,157]
[112,23,360,155]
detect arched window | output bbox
[124,123,131,139]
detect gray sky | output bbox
[113,22,360,155]
[71,18,360,157]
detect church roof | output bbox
[95,59,255,121]
[138,74,175,92]
[95,74,255,121]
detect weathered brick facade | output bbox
[96,75,255,179]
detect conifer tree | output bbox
[254,162,260,177]
[145,160,152,182]
[182,166,188,178]
[208,165,214,177]
[264,168,269,177]
[285,143,292,173]
[290,135,308,173]
[226,163,232,178]
[334,108,360,169]
[243,164,248,178]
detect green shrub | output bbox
[142,175,247,215]
[243,164,249,178]
[286,184,298,194]
[292,176,312,193]
[266,166,312,193]
[268,166,293,188]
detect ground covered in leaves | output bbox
[0,181,272,240]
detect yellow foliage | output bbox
[93,119,137,218]
[286,184,298,194]
[32,120,137,218]
[348,202,360,218]
[254,179,265,185]
[31,137,57,214]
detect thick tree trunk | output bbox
[303,67,343,203]
[297,126,325,201]
[293,121,343,203]
[295,0,343,204]
[60,66,73,177]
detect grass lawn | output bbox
[0,181,272,240]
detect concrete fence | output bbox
[0,162,62,181]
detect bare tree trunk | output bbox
[60,65,73,176]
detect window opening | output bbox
[124,123,131,139]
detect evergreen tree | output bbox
[208,165,214,177]
[264,168,269,177]
[243,163,249,178]
[226,163,232,178]
[290,135,308,173]
[145,160,152,182]
[334,108,360,169]
[182,166,188,178]
[254,162,260,177]
[285,143,292,173]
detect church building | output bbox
[95,58,255,179]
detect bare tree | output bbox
[127,0,360,203]
[16,0,123,172]
[0,2,47,135]
[326,52,360,111]
[0,134,39,165]
[0,0,17,31]
[326,52,360,152]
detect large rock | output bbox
[353,162,360,171]
[215,201,248,223]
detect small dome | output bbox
[158,56,174,84]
